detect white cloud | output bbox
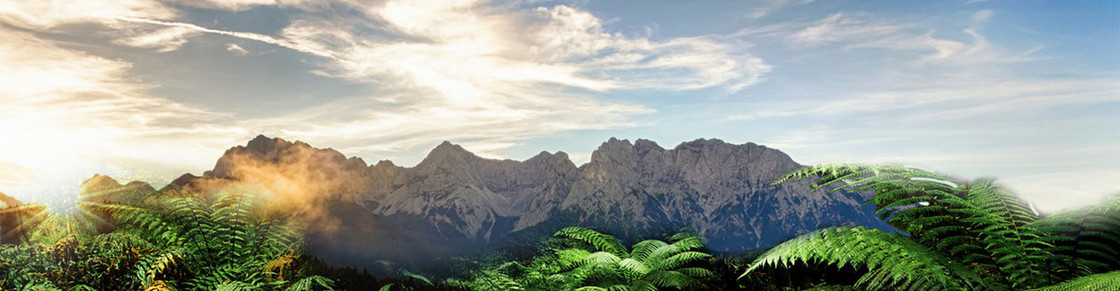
[117,17,337,58]
[0,0,174,29]
[281,2,767,94]
[226,43,249,55]
[114,26,201,52]
[114,0,766,162]
[770,11,1027,66]
[792,12,900,43]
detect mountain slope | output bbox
[181,135,891,267]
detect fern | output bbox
[450,228,715,290]
[747,226,985,290]
[107,190,324,290]
[1031,195,1120,278]
[555,227,628,257]
[554,227,713,290]
[760,163,1120,290]
[1030,270,1120,291]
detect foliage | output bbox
[446,227,716,291]
[0,190,334,290]
[1031,195,1120,278]
[749,164,1120,290]
[1030,270,1120,291]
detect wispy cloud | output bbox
[225,43,249,55]
[116,17,337,58]
[790,12,901,43]
[108,0,767,161]
[0,0,174,29]
[113,26,201,52]
[744,10,1028,66]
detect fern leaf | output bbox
[745,226,985,290]
[1030,271,1120,291]
[554,227,627,256]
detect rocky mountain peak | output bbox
[246,134,288,155]
[676,138,728,149]
[633,139,664,154]
[590,137,637,164]
[209,135,367,181]
[372,160,397,169]
[525,151,576,170]
[417,141,478,167]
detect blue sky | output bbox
[0,0,1116,213]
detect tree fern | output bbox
[450,228,715,290]
[553,227,713,290]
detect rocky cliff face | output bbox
[363,141,581,241]
[554,138,881,249]
[187,135,890,265]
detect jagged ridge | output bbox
[190,135,889,254]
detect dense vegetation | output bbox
[1,163,1117,290]
[445,227,718,290]
[0,190,333,290]
[745,164,1120,290]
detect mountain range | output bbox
[47,135,892,269]
[186,136,889,267]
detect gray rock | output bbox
[194,136,889,255]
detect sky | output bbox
[0,0,1116,213]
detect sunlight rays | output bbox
[0,202,46,244]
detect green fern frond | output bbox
[555,227,628,256]
[1030,271,1120,291]
[746,226,986,290]
[652,251,710,271]
[1032,195,1120,277]
[629,240,667,262]
[285,275,335,291]
[778,164,1055,288]
[400,268,433,286]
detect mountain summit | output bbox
[182,136,890,267]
